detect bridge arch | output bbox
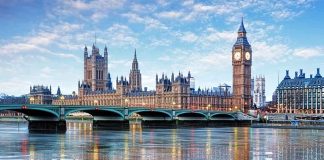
[65,107,124,121]
[176,111,208,120]
[129,109,172,121]
[210,113,235,120]
[0,107,60,120]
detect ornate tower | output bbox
[129,49,142,92]
[83,44,108,92]
[232,18,252,112]
[253,75,266,108]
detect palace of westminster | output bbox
[29,20,254,112]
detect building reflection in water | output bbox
[6,122,323,159]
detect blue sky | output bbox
[0,0,324,100]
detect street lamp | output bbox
[207,104,211,111]
[94,99,98,106]
[29,97,35,104]
[59,96,65,121]
[125,98,129,108]
[172,101,176,110]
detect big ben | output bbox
[232,18,252,112]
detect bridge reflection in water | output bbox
[0,122,322,159]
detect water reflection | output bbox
[0,122,323,159]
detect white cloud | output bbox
[292,47,323,58]
[54,0,126,21]
[122,13,168,30]
[179,32,198,42]
[157,11,184,19]
[253,41,290,63]
[106,24,138,46]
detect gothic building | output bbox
[252,76,266,108]
[83,44,108,91]
[232,18,252,112]
[47,20,252,112]
[29,85,52,104]
[129,49,142,92]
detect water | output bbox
[0,122,323,160]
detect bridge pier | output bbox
[28,120,66,133]
[93,120,129,130]
[141,120,177,128]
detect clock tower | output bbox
[232,18,252,112]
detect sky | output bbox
[0,0,324,100]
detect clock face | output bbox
[234,52,241,60]
[245,52,251,60]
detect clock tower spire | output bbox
[232,18,252,112]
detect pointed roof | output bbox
[238,17,246,33]
[134,48,137,60]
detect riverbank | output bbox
[251,120,324,130]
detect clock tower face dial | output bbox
[245,52,251,60]
[234,52,241,61]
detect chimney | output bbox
[295,72,298,79]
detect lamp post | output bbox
[125,98,129,107]
[172,101,176,110]
[29,97,35,104]
[93,99,98,109]
[59,96,65,120]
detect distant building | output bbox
[29,85,52,104]
[276,68,324,114]
[252,75,266,108]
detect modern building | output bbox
[252,75,266,108]
[42,19,252,112]
[276,69,324,114]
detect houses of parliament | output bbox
[31,20,253,112]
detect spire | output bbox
[132,49,138,70]
[238,17,246,33]
[57,86,62,96]
[95,33,97,45]
[134,48,137,60]
[234,17,250,46]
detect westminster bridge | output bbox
[0,104,253,132]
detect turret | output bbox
[84,45,88,59]
[57,86,62,96]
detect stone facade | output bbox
[232,19,252,112]
[83,44,108,91]
[29,85,52,104]
[253,75,266,108]
[50,20,252,112]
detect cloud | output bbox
[292,47,324,58]
[122,13,168,30]
[253,41,290,63]
[53,0,126,21]
[106,24,138,46]
[178,32,198,42]
[157,11,184,19]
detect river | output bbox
[0,121,323,159]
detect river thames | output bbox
[0,122,322,160]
